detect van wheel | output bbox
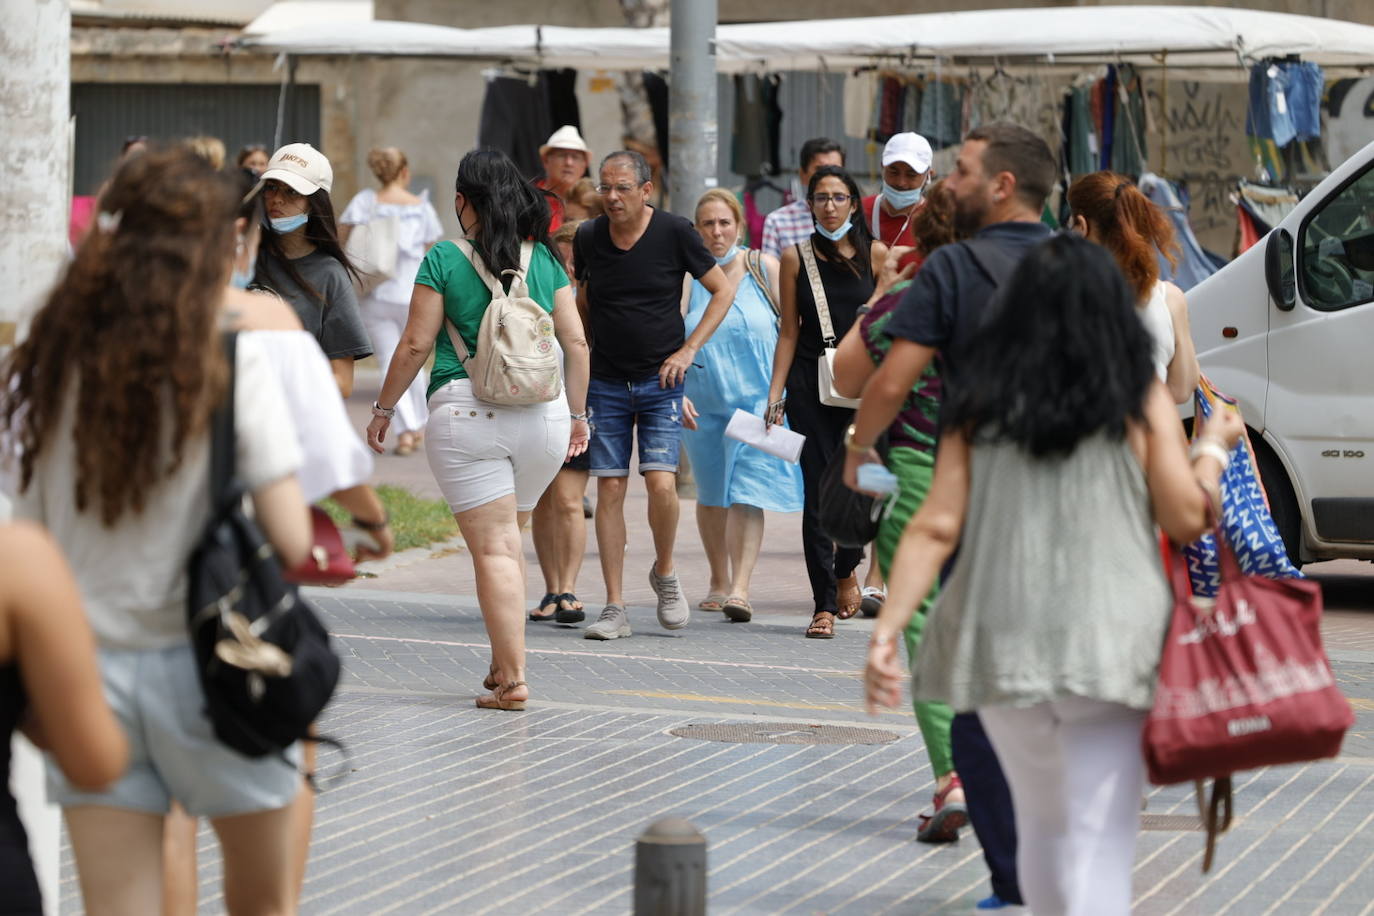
[1252,438,1304,569]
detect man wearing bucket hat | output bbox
[536,125,591,233]
[861,132,935,271]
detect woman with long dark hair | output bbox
[766,165,888,638]
[253,143,373,397]
[1067,171,1199,404]
[865,234,1243,915]
[5,145,313,914]
[366,149,590,711]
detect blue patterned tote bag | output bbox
[1184,376,1304,597]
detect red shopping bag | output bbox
[1145,529,1353,869]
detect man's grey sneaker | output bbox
[584,603,631,640]
[649,567,690,630]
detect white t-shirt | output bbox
[1138,279,1176,383]
[245,329,373,503]
[12,335,302,650]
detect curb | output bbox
[354,534,466,576]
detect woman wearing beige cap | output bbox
[253,142,373,397]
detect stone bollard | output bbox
[633,817,707,916]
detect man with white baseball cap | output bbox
[536,125,591,232]
[250,141,334,197]
[861,132,934,269]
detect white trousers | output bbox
[363,300,428,435]
[980,696,1147,916]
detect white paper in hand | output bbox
[724,409,805,464]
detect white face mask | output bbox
[881,180,925,210]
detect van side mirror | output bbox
[1265,228,1297,311]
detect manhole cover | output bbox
[1140,814,1204,831]
[669,722,900,745]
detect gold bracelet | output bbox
[844,423,872,454]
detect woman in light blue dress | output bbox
[682,189,804,622]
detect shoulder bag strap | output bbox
[209,331,238,511]
[798,239,836,346]
[961,237,1018,288]
[745,249,781,322]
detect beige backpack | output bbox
[446,240,561,406]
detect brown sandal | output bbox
[835,575,863,619]
[805,611,836,639]
[476,680,528,711]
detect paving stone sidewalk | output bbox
[56,373,1373,914]
[64,582,1371,916]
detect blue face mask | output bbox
[815,217,852,242]
[714,246,740,266]
[881,180,925,211]
[230,267,253,289]
[266,213,308,234]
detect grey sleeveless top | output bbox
[914,431,1172,712]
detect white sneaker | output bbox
[584,604,631,640]
[649,567,689,630]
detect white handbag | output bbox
[798,239,862,409]
[344,191,400,296]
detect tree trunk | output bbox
[617,0,670,202]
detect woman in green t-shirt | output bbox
[366,150,591,712]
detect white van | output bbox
[1187,140,1374,565]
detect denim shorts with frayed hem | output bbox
[47,643,302,818]
[586,375,683,477]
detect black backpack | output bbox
[186,333,341,759]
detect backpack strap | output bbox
[797,239,837,346]
[209,332,239,513]
[450,239,504,298]
[744,249,780,326]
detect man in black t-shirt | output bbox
[572,150,733,641]
[846,124,1059,911]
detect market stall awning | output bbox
[715,6,1374,72]
[234,5,1374,74]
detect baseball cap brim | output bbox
[252,167,322,197]
[881,151,932,172]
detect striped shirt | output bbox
[760,199,815,260]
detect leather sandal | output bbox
[529,593,558,621]
[698,593,727,611]
[476,681,528,711]
[482,664,499,691]
[835,575,863,619]
[555,593,585,625]
[722,596,752,623]
[805,611,836,639]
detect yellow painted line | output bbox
[1350,698,1374,711]
[603,689,910,718]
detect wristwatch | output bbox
[371,401,396,419]
[843,423,872,455]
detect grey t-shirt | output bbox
[255,250,373,361]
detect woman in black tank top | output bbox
[766,166,888,639]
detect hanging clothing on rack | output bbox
[843,70,878,140]
[733,74,783,176]
[478,74,553,180]
[918,79,965,149]
[1247,59,1324,148]
[1139,172,1220,291]
[1111,64,1148,178]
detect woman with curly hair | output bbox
[5,145,312,914]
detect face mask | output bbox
[881,180,925,211]
[714,246,740,266]
[815,217,852,242]
[266,213,308,234]
[230,267,253,289]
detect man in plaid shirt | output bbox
[760,137,846,259]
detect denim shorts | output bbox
[47,643,302,818]
[587,375,683,477]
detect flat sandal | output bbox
[476,680,528,711]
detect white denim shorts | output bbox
[425,379,571,514]
[47,643,302,818]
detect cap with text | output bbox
[254,142,334,196]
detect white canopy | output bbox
[235,5,1374,75]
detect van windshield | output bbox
[1301,168,1374,311]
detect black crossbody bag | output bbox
[186,333,342,761]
